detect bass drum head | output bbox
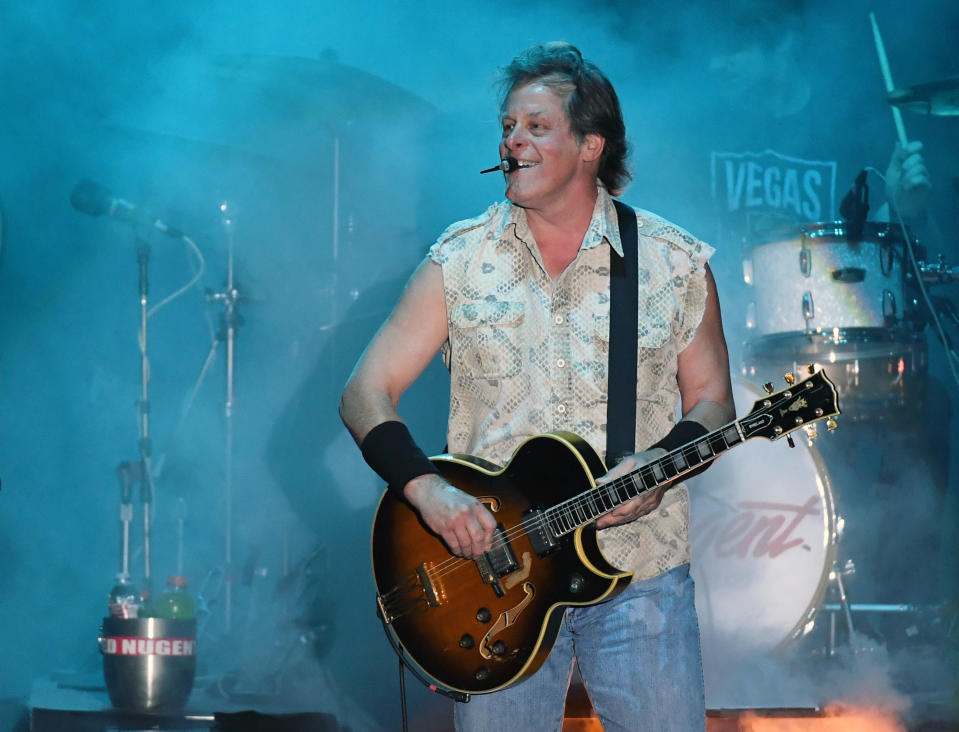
[688,379,836,708]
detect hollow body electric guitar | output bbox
[371,369,839,695]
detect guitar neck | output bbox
[545,419,747,538]
[541,369,838,539]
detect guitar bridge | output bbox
[474,524,518,598]
[376,562,444,625]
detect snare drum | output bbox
[744,221,926,420]
[745,221,914,336]
[689,380,836,700]
[743,330,927,421]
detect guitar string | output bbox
[414,430,734,588]
[417,391,795,587]
[417,389,810,588]
[409,387,817,589]
[426,411,755,578]
[419,437,725,585]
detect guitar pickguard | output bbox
[503,551,532,591]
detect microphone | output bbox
[839,169,869,243]
[480,156,520,175]
[70,179,183,238]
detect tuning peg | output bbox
[784,373,796,385]
[826,418,838,431]
[806,363,815,375]
[786,435,796,448]
[763,382,774,394]
[805,425,818,440]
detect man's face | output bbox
[499,82,591,211]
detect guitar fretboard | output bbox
[545,423,744,537]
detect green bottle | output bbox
[151,575,196,619]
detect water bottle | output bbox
[107,574,141,619]
[151,576,196,619]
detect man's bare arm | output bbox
[340,258,450,440]
[596,263,734,528]
[675,263,736,429]
[339,258,497,557]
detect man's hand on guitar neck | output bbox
[594,447,670,529]
[404,474,498,558]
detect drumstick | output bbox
[869,12,909,146]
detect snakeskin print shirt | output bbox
[428,183,714,580]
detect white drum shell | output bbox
[748,222,907,336]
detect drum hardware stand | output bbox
[112,238,159,596]
[175,497,187,577]
[115,462,136,581]
[824,558,857,656]
[204,200,242,635]
[821,559,929,656]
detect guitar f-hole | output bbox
[479,581,535,660]
[479,496,502,512]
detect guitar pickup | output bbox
[474,524,518,598]
[522,506,560,556]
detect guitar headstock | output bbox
[739,367,840,442]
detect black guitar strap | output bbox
[607,200,639,466]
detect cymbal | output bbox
[208,52,435,127]
[888,76,959,116]
[110,52,435,162]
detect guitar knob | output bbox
[569,573,585,593]
[459,634,475,649]
[806,363,815,374]
[784,373,796,385]
[474,666,490,682]
[805,426,818,440]
[763,382,774,394]
[476,607,492,623]
[826,418,838,431]
[492,640,508,656]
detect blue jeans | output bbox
[454,563,705,732]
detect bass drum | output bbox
[688,379,837,705]
[743,329,927,422]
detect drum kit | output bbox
[689,73,959,707]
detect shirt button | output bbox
[556,358,566,368]
[554,314,564,325]
[556,404,567,414]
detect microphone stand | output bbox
[206,202,241,633]
[136,238,156,597]
[115,462,136,583]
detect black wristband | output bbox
[650,419,709,453]
[360,421,440,497]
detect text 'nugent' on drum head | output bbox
[688,379,837,708]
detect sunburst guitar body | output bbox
[370,369,839,695]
